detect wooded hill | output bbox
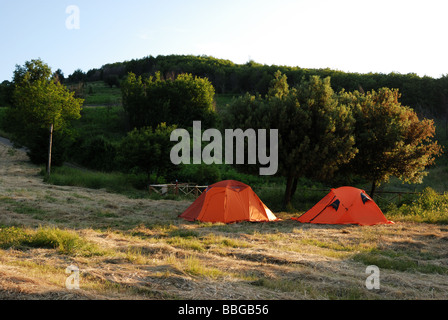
[65,54,448,118]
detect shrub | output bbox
[104,75,120,88]
[386,187,448,224]
[176,163,222,185]
[73,136,118,171]
[25,127,73,167]
[0,226,104,256]
[117,123,178,185]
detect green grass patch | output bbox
[43,166,148,197]
[353,250,448,275]
[299,238,357,252]
[163,231,252,252]
[72,105,127,141]
[0,226,105,257]
[83,81,122,106]
[0,196,15,205]
[165,236,205,252]
[202,233,252,249]
[11,203,47,220]
[182,255,230,279]
[168,229,199,238]
[94,209,120,218]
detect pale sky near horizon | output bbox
[1,0,448,82]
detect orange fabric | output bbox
[179,180,278,224]
[292,186,394,226]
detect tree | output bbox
[0,80,13,107]
[53,69,65,84]
[104,75,120,88]
[280,75,357,207]
[6,59,83,176]
[267,70,289,99]
[67,69,86,83]
[223,72,357,209]
[340,88,442,197]
[121,72,216,130]
[118,123,178,186]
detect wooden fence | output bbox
[149,183,208,197]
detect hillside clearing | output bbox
[1,142,448,300]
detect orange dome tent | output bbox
[179,180,278,224]
[292,186,393,226]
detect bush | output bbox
[0,226,104,256]
[176,163,222,185]
[70,136,118,171]
[415,187,448,211]
[386,187,448,224]
[104,75,120,88]
[25,127,72,167]
[117,124,178,185]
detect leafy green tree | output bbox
[0,80,13,107]
[5,59,83,175]
[340,88,442,197]
[74,136,118,172]
[280,75,357,207]
[121,72,216,130]
[53,69,65,84]
[104,75,120,88]
[118,123,178,186]
[223,72,357,209]
[67,69,86,83]
[268,70,289,99]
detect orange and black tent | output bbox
[179,180,278,224]
[292,186,393,226]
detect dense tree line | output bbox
[56,54,448,119]
[3,54,447,118]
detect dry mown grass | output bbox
[1,142,448,300]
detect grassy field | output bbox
[1,142,448,300]
[2,82,448,300]
[82,81,122,106]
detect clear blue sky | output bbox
[1,0,448,82]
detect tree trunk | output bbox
[284,174,294,210]
[291,177,299,199]
[47,123,54,177]
[370,179,377,199]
